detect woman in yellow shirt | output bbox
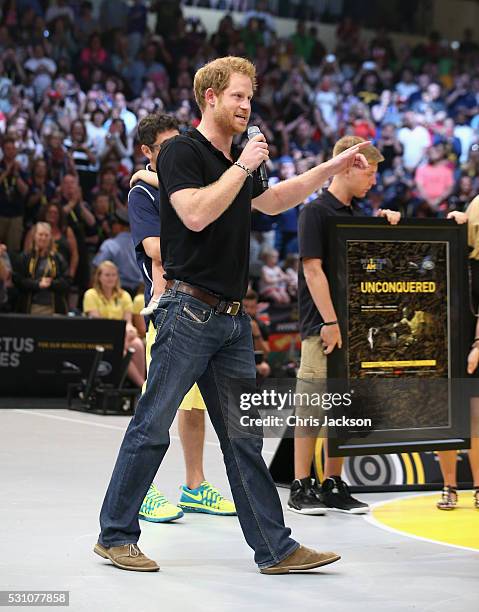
[83,260,146,387]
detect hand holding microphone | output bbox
[236,125,269,189]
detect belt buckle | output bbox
[226,301,241,316]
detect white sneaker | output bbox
[140,297,160,316]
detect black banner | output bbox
[0,314,125,397]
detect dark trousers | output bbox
[99,283,298,568]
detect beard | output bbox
[213,103,247,136]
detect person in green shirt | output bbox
[290,20,315,63]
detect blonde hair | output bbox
[31,222,55,254]
[93,260,122,301]
[466,195,479,259]
[193,56,257,112]
[261,247,279,261]
[333,136,384,164]
[28,222,57,279]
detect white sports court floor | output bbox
[0,404,477,612]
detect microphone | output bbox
[247,125,269,190]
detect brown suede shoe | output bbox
[94,543,159,572]
[260,545,340,575]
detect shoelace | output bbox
[129,544,140,557]
[145,487,168,507]
[309,479,323,500]
[335,478,355,501]
[202,482,225,505]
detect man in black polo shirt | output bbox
[95,57,373,574]
[288,136,400,516]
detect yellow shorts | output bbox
[145,321,206,410]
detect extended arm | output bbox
[253,141,371,215]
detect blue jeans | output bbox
[99,283,299,568]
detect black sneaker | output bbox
[287,477,328,515]
[320,476,369,514]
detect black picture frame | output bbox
[327,218,470,457]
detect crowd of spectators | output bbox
[183,0,423,33]
[1,0,479,316]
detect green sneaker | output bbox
[178,481,237,516]
[139,484,184,523]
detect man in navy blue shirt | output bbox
[127,113,236,524]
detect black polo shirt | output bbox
[298,189,360,340]
[157,128,265,300]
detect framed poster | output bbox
[327,218,470,457]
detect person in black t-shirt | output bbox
[289,136,401,516]
[95,56,374,574]
[376,123,403,172]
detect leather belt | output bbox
[165,280,242,316]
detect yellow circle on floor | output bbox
[372,492,479,551]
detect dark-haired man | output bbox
[129,113,178,314]
[127,112,236,523]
